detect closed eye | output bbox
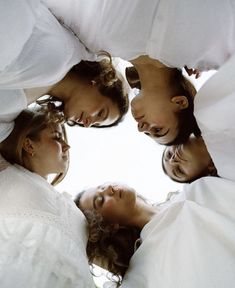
[93,194,104,209]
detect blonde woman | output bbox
[0,107,95,287]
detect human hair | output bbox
[161,148,218,184]
[0,105,67,185]
[75,191,141,286]
[165,69,201,145]
[38,53,129,128]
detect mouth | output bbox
[75,112,84,123]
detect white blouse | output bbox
[121,177,235,288]
[44,0,235,71]
[194,54,235,181]
[0,155,95,288]
[0,1,96,142]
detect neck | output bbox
[131,55,166,68]
[130,198,157,229]
[48,72,76,102]
[130,57,174,91]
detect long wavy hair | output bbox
[38,53,129,128]
[0,105,68,185]
[75,191,142,286]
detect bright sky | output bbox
[56,59,215,287]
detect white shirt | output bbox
[44,0,235,71]
[0,1,96,142]
[0,155,95,288]
[121,177,235,288]
[194,53,235,181]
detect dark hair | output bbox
[165,69,201,145]
[0,105,67,185]
[38,53,129,128]
[75,191,141,286]
[161,147,218,184]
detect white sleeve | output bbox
[0,89,27,142]
[0,217,95,288]
[194,54,235,180]
[0,0,41,71]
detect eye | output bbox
[166,149,173,160]
[95,195,104,208]
[54,132,64,142]
[97,109,105,118]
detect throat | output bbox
[24,86,53,104]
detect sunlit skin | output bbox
[162,136,213,182]
[79,182,156,229]
[49,73,120,127]
[24,124,70,179]
[129,57,188,145]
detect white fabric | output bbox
[0,0,41,72]
[0,155,95,288]
[44,0,235,71]
[0,1,96,142]
[194,53,235,181]
[121,177,235,288]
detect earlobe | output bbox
[22,138,35,156]
[171,96,189,110]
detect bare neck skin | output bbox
[130,55,174,90]
[24,72,76,105]
[129,198,157,229]
[24,86,54,105]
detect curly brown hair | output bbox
[75,192,141,286]
[38,53,129,128]
[0,104,67,185]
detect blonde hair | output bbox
[0,105,67,185]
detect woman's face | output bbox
[63,84,120,127]
[131,90,185,145]
[79,182,137,225]
[162,136,212,182]
[30,124,70,177]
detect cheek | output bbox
[101,201,119,220]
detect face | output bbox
[131,90,183,145]
[79,182,137,225]
[162,136,212,182]
[30,124,70,177]
[63,83,120,127]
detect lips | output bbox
[76,112,84,123]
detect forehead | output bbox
[80,187,97,211]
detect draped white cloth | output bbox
[121,177,235,288]
[195,53,235,181]
[44,0,235,71]
[0,0,96,142]
[0,155,95,288]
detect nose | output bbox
[101,185,115,197]
[169,151,178,163]
[62,141,70,152]
[82,116,93,128]
[138,121,149,133]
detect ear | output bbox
[171,96,189,110]
[22,137,35,156]
[207,160,217,176]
